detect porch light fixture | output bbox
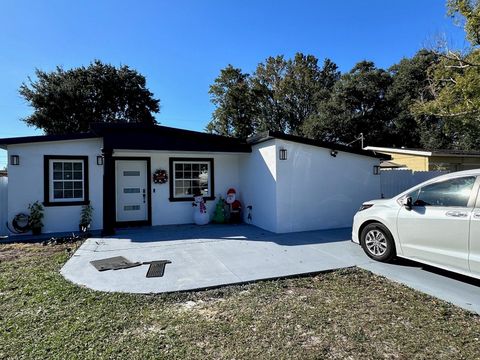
[373,165,380,175]
[10,155,19,166]
[96,155,104,165]
[330,150,338,157]
[279,148,287,160]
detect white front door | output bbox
[115,160,148,222]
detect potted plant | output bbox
[79,204,93,233]
[28,201,44,235]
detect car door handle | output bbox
[445,210,468,218]
[474,212,480,219]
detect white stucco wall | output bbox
[113,151,245,226]
[5,136,381,235]
[7,138,104,234]
[275,139,381,232]
[239,143,278,232]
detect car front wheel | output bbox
[360,223,395,262]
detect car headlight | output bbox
[358,204,373,211]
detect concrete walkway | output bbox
[61,224,480,314]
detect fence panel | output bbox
[0,177,7,236]
[380,170,447,198]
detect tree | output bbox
[206,65,256,139]
[303,61,394,146]
[208,53,340,138]
[19,60,160,134]
[412,49,480,149]
[251,54,340,136]
[387,50,447,149]
[279,54,336,135]
[250,55,289,133]
[409,0,480,150]
[447,0,480,46]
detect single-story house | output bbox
[365,146,480,172]
[0,123,384,235]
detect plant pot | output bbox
[31,227,42,236]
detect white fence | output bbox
[0,177,7,236]
[380,170,448,199]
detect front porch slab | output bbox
[61,224,480,314]
[61,224,355,293]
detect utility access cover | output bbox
[90,256,141,271]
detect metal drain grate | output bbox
[145,260,172,278]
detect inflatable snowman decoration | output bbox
[192,193,209,225]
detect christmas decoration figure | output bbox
[225,188,242,223]
[212,196,226,223]
[192,193,209,225]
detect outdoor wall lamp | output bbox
[279,148,287,160]
[10,155,19,166]
[373,165,380,175]
[330,150,338,157]
[96,155,104,165]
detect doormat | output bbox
[90,256,142,271]
[144,260,172,278]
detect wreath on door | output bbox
[153,169,168,184]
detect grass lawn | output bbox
[1,242,480,359]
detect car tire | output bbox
[360,223,396,262]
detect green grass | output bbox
[1,242,480,359]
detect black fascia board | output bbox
[248,131,387,159]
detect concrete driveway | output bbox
[61,224,480,314]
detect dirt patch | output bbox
[0,242,80,262]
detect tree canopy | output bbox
[20,60,160,134]
[447,0,480,46]
[207,1,480,150]
[412,1,480,149]
[207,53,434,148]
[206,53,340,139]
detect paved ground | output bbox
[61,224,480,314]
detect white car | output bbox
[352,169,480,279]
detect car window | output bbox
[413,176,476,207]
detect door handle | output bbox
[474,212,480,219]
[143,189,146,203]
[445,210,468,218]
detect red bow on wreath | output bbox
[153,169,168,184]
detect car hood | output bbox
[362,198,397,206]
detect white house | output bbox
[0,123,383,235]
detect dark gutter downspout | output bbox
[102,147,115,236]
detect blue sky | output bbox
[0,0,467,168]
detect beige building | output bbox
[365,146,480,172]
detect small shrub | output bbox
[28,201,44,234]
[79,204,93,233]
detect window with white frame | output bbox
[44,156,89,205]
[169,158,214,200]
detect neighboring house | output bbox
[365,146,480,172]
[0,123,383,235]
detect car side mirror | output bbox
[402,196,413,210]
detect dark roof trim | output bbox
[248,131,388,159]
[98,124,251,153]
[0,132,99,149]
[0,123,251,153]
